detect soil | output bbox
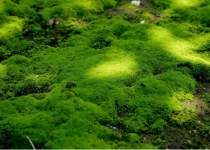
[106,0,163,23]
[105,1,210,148]
[140,81,210,149]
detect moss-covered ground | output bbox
[0,0,210,148]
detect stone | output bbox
[105,125,120,132]
[46,18,60,28]
[131,0,141,6]
[66,82,76,88]
[46,18,55,28]
[140,20,145,24]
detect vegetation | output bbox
[0,0,210,148]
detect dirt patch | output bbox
[139,81,210,149]
[183,95,209,116]
[106,0,163,23]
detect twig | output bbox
[27,136,36,150]
[126,119,132,129]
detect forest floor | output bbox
[105,0,210,148]
[1,0,210,149]
[106,0,163,23]
[140,82,210,148]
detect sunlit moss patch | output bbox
[148,26,210,66]
[0,16,23,42]
[87,49,137,79]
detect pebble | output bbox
[140,20,145,24]
[105,125,120,132]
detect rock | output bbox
[66,82,76,88]
[105,125,120,132]
[46,18,55,28]
[55,21,59,25]
[131,0,141,6]
[46,18,60,28]
[187,140,191,144]
[140,20,145,24]
[156,13,161,17]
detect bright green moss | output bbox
[142,12,152,20]
[0,16,23,43]
[149,119,167,134]
[1,0,210,148]
[170,107,197,128]
[125,133,140,143]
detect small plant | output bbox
[152,138,167,145]
[149,119,167,134]
[200,93,210,103]
[128,3,135,10]
[135,9,144,14]
[150,8,155,14]
[119,0,126,5]
[170,107,197,129]
[125,133,140,143]
[145,5,150,10]
[141,12,152,20]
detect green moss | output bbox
[200,93,210,103]
[1,0,210,148]
[149,119,167,134]
[170,107,197,129]
[128,3,135,10]
[141,12,152,20]
[125,133,141,143]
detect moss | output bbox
[200,93,210,103]
[125,133,141,143]
[128,3,135,10]
[1,0,210,148]
[170,107,197,129]
[149,119,167,134]
[141,12,152,20]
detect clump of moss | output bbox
[149,119,167,134]
[125,133,141,143]
[141,12,152,20]
[200,93,210,103]
[170,107,197,129]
